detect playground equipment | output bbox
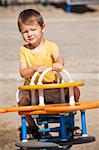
[1,0,99,12]
[66,0,99,12]
[2,0,8,7]
[40,0,48,6]
[0,68,99,150]
[1,0,48,7]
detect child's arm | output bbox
[52,52,64,72]
[20,64,47,78]
[20,64,36,78]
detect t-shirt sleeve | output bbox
[51,42,60,61]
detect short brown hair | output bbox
[18,9,44,32]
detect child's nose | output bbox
[28,30,32,36]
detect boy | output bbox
[17,9,80,139]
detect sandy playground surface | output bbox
[0,1,99,150]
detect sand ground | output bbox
[0,2,99,150]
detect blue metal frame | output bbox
[21,115,27,141]
[60,114,68,141]
[66,4,72,12]
[38,113,75,142]
[80,110,87,136]
[69,112,75,129]
[19,110,96,149]
[21,111,87,142]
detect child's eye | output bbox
[22,31,28,34]
[21,29,37,34]
[31,29,36,31]
[31,29,37,31]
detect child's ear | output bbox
[42,24,46,32]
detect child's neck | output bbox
[29,39,45,51]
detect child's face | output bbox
[20,21,45,47]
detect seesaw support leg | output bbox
[21,116,28,142]
[69,112,75,129]
[80,110,88,137]
[60,114,67,141]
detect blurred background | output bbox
[0,0,99,150]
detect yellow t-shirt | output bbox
[19,40,59,85]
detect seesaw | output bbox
[0,68,99,150]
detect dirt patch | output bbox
[0,129,18,150]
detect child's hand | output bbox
[35,65,47,73]
[52,63,63,72]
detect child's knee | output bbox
[65,87,80,103]
[74,87,80,102]
[18,90,31,105]
[18,97,31,106]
